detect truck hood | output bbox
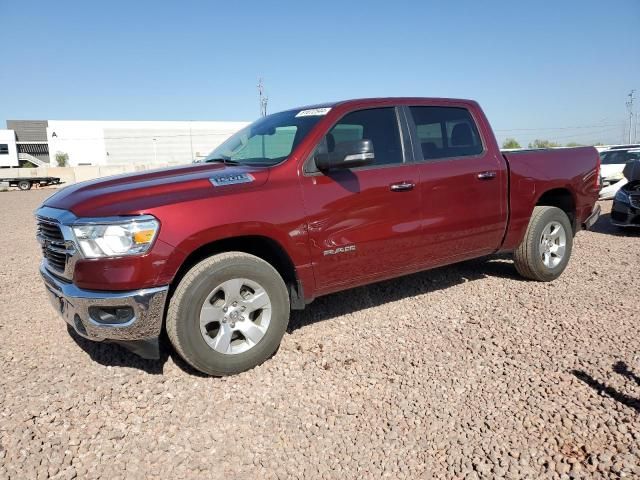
[43,163,270,217]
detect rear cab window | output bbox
[409,106,484,160]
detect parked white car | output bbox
[599,147,640,199]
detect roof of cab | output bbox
[286,97,476,113]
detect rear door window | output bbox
[409,106,483,160]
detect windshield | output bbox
[205,109,327,166]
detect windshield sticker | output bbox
[210,173,255,187]
[295,108,332,117]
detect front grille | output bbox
[38,221,64,242]
[37,217,68,273]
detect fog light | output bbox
[88,306,135,325]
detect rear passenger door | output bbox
[405,105,508,265]
[300,107,422,292]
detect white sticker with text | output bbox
[295,108,332,117]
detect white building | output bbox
[4,119,250,167]
[0,129,19,167]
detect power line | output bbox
[494,122,624,132]
[504,125,624,139]
[545,125,623,141]
[506,125,623,144]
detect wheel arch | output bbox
[535,187,577,233]
[169,234,305,310]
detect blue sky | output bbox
[1,0,638,146]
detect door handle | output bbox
[477,171,497,180]
[390,181,415,192]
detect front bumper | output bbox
[40,261,169,357]
[611,199,640,227]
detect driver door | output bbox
[299,107,422,294]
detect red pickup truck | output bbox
[36,98,601,375]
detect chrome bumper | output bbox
[582,203,601,230]
[40,261,169,344]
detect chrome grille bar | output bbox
[36,216,70,274]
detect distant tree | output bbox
[502,138,521,149]
[565,142,584,147]
[55,152,69,167]
[528,139,560,149]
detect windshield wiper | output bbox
[205,157,243,166]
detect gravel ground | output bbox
[0,189,638,479]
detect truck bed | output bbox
[500,146,600,250]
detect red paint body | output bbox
[43,98,600,302]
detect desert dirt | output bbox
[0,190,638,479]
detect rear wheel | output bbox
[166,252,290,376]
[17,180,32,191]
[513,206,573,281]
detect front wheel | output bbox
[166,252,290,376]
[513,206,573,282]
[18,180,32,191]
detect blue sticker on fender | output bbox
[210,173,255,187]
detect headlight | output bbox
[614,189,630,204]
[72,218,159,258]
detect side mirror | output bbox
[315,139,375,171]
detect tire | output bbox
[166,252,290,376]
[513,206,573,282]
[18,180,32,191]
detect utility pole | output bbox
[189,121,194,161]
[626,90,635,144]
[257,78,268,117]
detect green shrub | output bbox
[55,152,69,167]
